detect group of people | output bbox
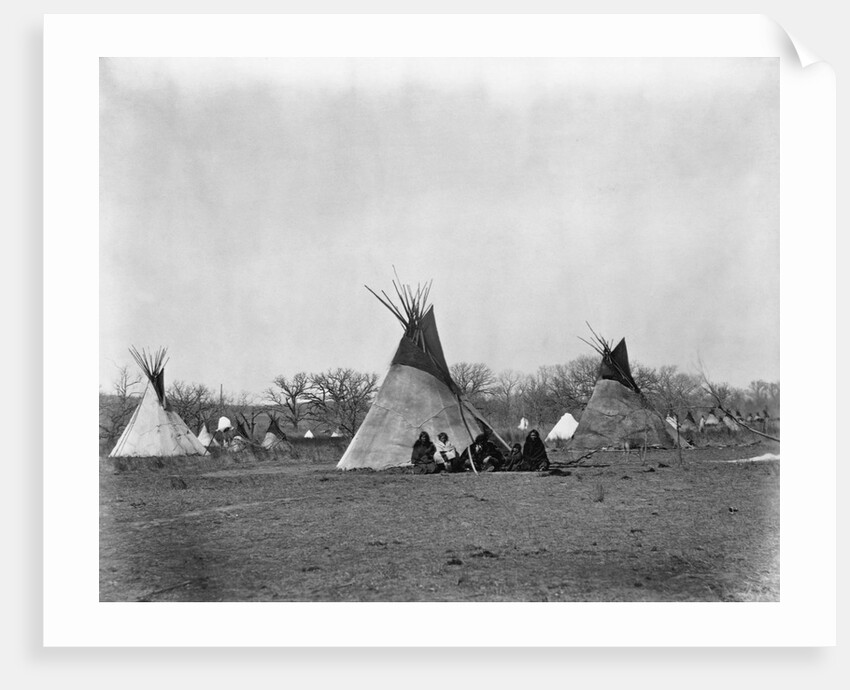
[410,429,549,475]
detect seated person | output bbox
[504,443,524,471]
[459,433,505,472]
[434,432,459,470]
[521,429,549,471]
[410,431,438,474]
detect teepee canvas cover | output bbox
[261,415,287,449]
[569,332,678,450]
[703,410,721,427]
[570,379,675,449]
[197,421,219,448]
[338,279,502,470]
[109,347,208,458]
[546,412,579,441]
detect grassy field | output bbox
[100,441,779,602]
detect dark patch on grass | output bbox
[470,549,499,559]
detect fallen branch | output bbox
[561,448,602,465]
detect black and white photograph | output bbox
[97,55,782,604]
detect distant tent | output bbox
[337,277,506,470]
[330,429,343,438]
[545,412,578,442]
[304,429,315,439]
[261,415,287,449]
[197,420,220,448]
[234,415,253,441]
[721,411,741,432]
[569,330,680,450]
[703,410,721,427]
[109,347,208,458]
[518,417,529,431]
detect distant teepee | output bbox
[261,414,287,449]
[109,347,208,457]
[545,412,578,442]
[197,420,220,448]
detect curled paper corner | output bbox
[767,16,824,69]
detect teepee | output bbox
[234,414,253,441]
[337,277,505,470]
[261,414,287,449]
[703,409,721,428]
[304,429,315,439]
[517,417,529,431]
[109,347,208,457]
[569,329,679,450]
[546,412,578,442]
[721,411,741,432]
[197,420,220,448]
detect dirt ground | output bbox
[99,442,779,602]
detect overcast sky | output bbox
[99,58,778,396]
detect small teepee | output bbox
[721,412,741,432]
[517,417,529,431]
[234,414,253,441]
[261,414,287,449]
[703,409,721,428]
[545,412,578,442]
[197,420,220,448]
[569,328,680,450]
[304,429,315,439]
[109,347,208,457]
[337,276,506,470]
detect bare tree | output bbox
[518,367,558,427]
[264,372,311,430]
[304,368,379,436]
[644,365,702,417]
[450,362,496,400]
[547,355,599,412]
[167,380,216,430]
[488,369,526,427]
[99,365,143,449]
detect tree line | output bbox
[100,355,780,449]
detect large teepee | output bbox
[109,347,208,457]
[569,329,679,450]
[337,277,505,470]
